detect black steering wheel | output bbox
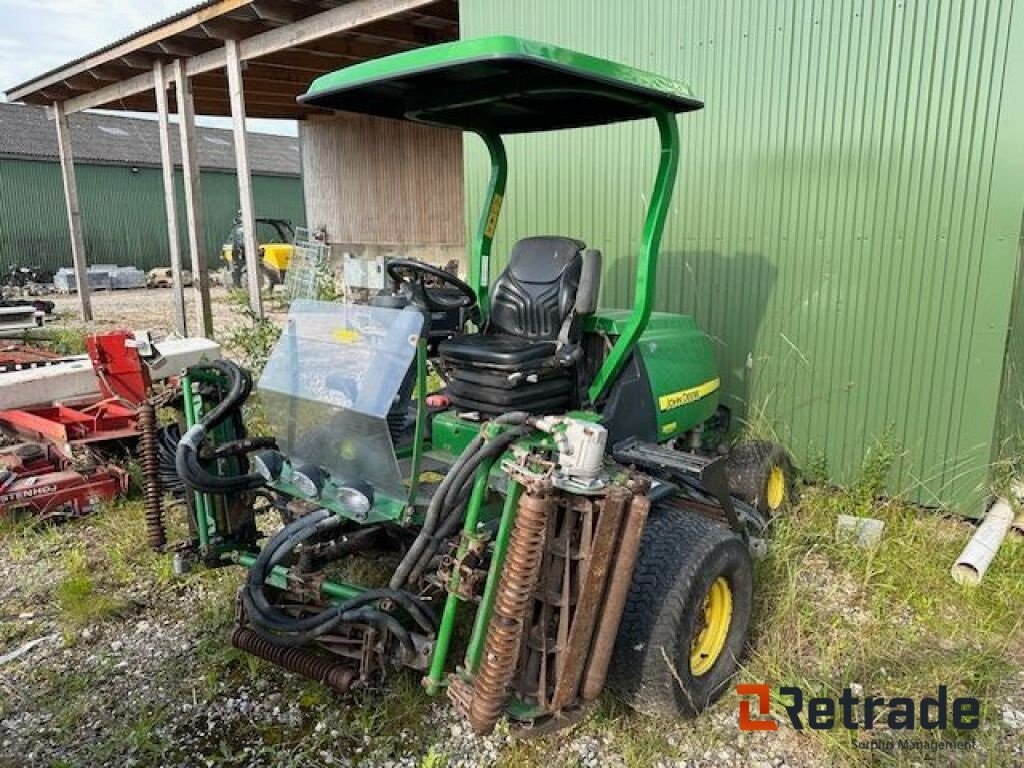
[385,258,477,311]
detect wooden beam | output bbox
[252,0,307,24]
[55,0,440,116]
[120,52,169,70]
[196,61,320,87]
[290,34,402,61]
[61,74,97,92]
[191,81,302,101]
[6,0,252,101]
[349,18,445,47]
[201,17,270,41]
[155,38,214,57]
[53,102,92,322]
[90,62,144,82]
[154,61,188,336]
[244,48,352,73]
[226,39,264,317]
[173,61,214,338]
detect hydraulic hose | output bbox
[407,426,531,585]
[175,360,267,495]
[242,510,436,657]
[389,411,533,590]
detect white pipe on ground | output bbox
[951,497,1015,586]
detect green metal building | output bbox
[0,104,305,274]
[461,0,1024,513]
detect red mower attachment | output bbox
[0,442,129,522]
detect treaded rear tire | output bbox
[608,507,752,718]
[726,440,795,516]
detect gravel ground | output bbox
[44,284,285,341]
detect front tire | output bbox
[608,508,753,717]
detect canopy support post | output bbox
[53,101,92,322]
[173,60,215,338]
[154,60,187,336]
[587,108,680,404]
[469,131,507,325]
[226,39,264,318]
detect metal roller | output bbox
[138,400,166,551]
[231,627,358,693]
[467,489,553,735]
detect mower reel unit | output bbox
[168,37,795,735]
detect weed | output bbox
[221,306,281,373]
[38,324,88,355]
[314,260,341,301]
[853,423,901,504]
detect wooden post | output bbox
[225,39,264,317]
[153,61,187,336]
[52,102,92,322]
[173,60,214,338]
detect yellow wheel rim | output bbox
[689,577,733,677]
[766,465,786,511]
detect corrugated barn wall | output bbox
[461,0,1024,513]
[0,158,305,273]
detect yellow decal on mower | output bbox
[333,329,361,344]
[484,193,503,239]
[658,377,721,412]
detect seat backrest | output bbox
[489,236,585,339]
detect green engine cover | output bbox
[585,311,720,442]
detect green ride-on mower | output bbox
[166,36,794,736]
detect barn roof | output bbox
[3,0,459,120]
[0,103,300,176]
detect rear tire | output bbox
[608,508,753,718]
[726,440,795,517]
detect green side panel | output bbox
[430,410,484,458]
[0,159,305,273]
[587,310,719,438]
[462,0,1024,514]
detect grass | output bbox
[54,550,130,628]
[0,453,1021,766]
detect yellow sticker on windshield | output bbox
[658,377,720,412]
[333,329,361,344]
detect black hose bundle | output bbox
[156,423,186,498]
[242,508,438,658]
[175,360,267,495]
[390,412,534,589]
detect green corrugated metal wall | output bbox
[461,0,1024,512]
[0,158,305,273]
[994,221,1024,475]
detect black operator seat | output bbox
[438,236,601,415]
[439,236,584,366]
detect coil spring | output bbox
[467,491,552,735]
[138,401,165,551]
[231,627,357,693]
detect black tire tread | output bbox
[726,440,794,515]
[608,508,751,717]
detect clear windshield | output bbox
[258,300,423,499]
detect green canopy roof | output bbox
[300,36,702,133]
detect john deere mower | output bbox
[165,37,794,735]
